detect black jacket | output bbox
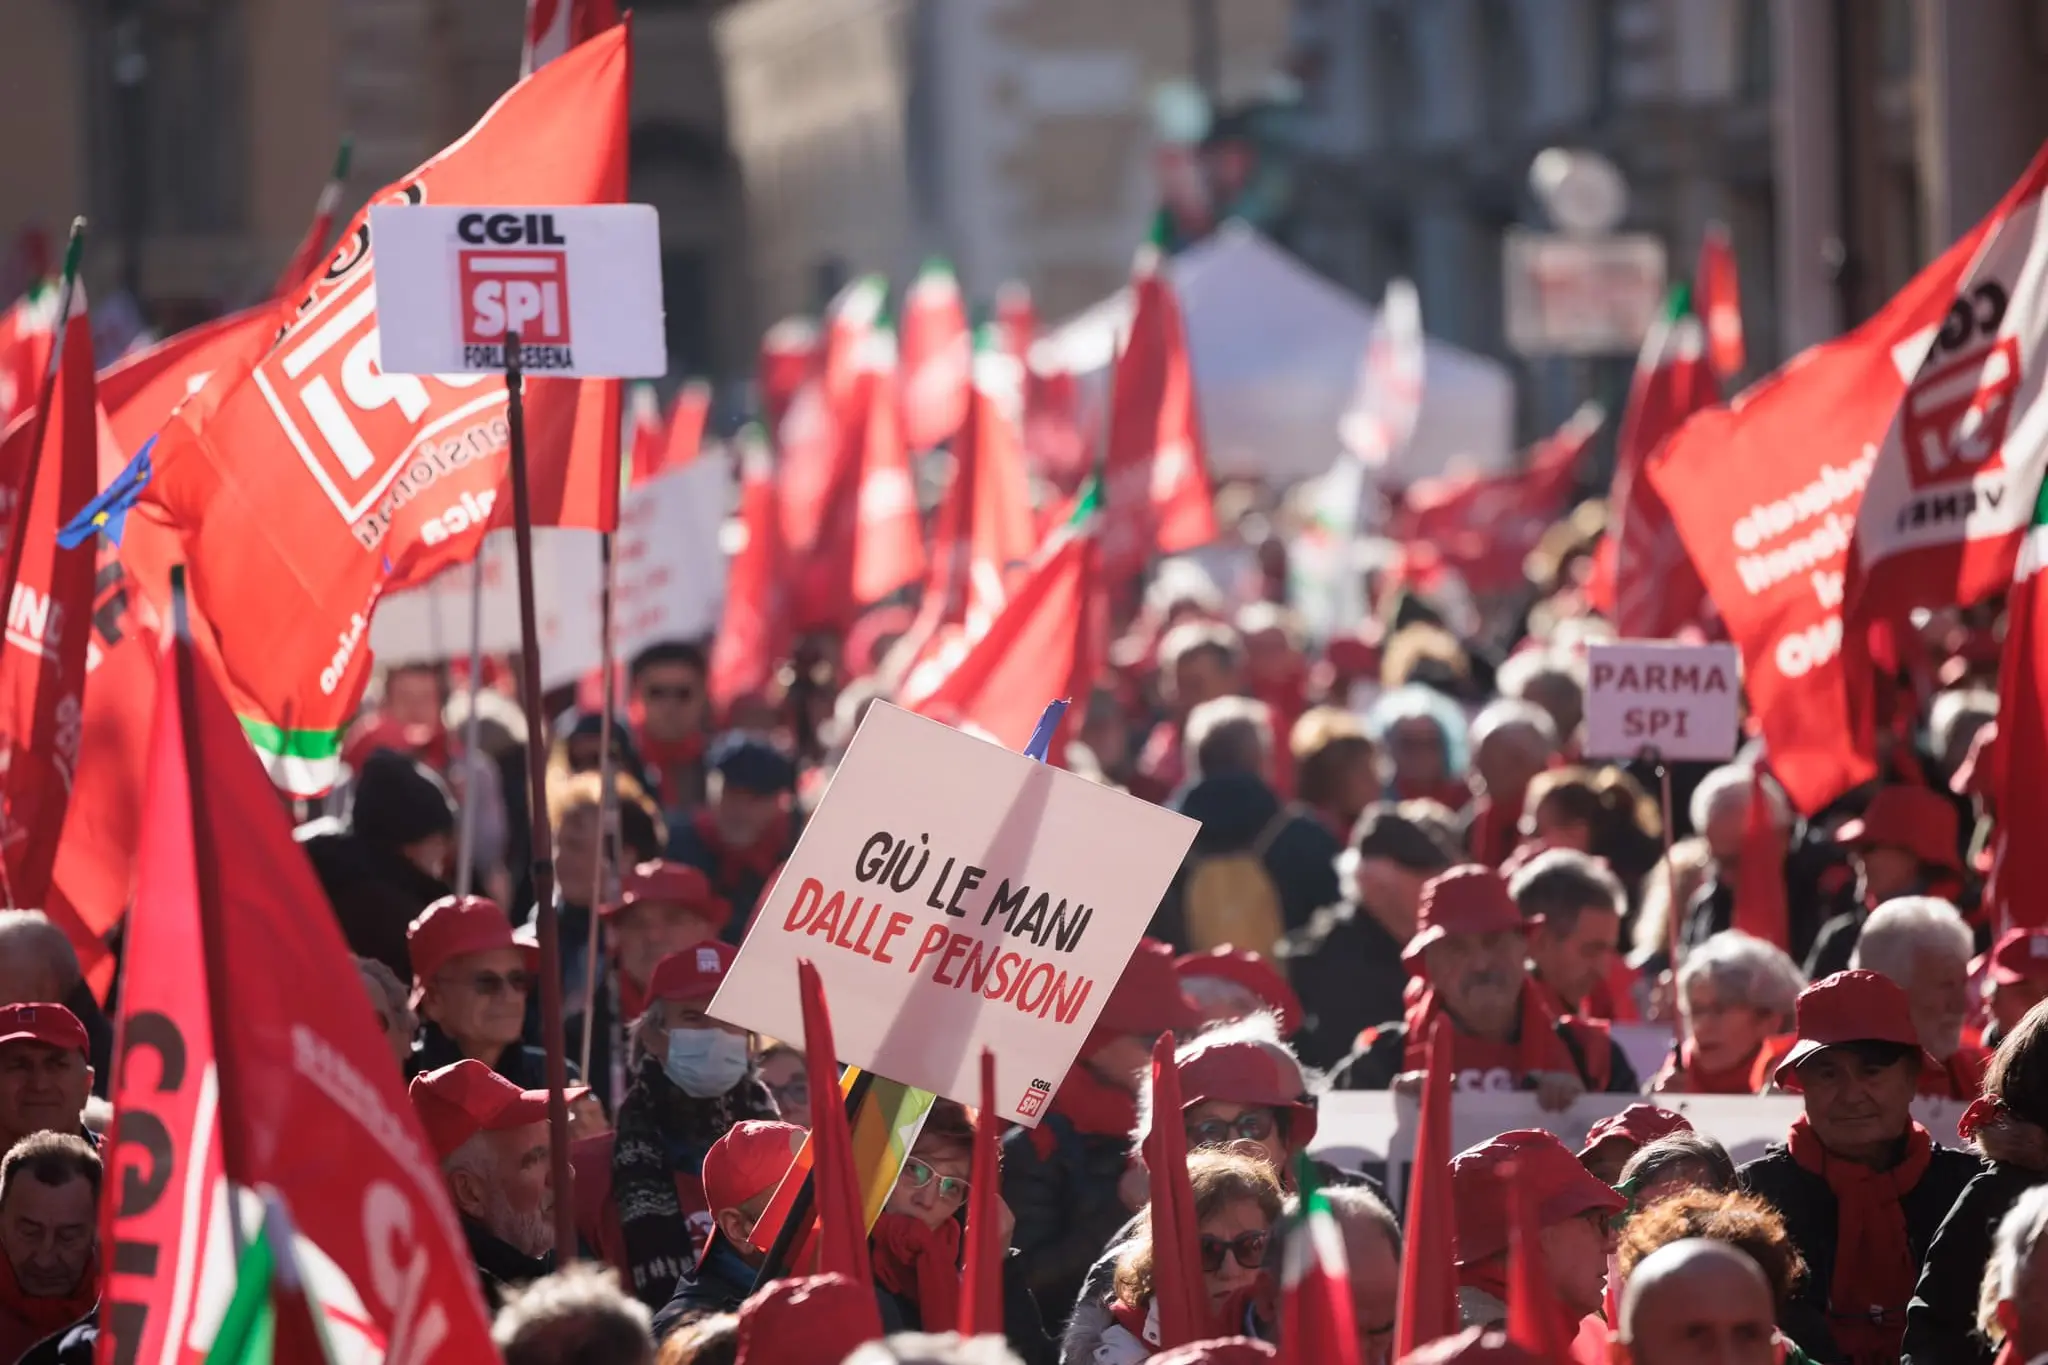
[875,1249,1056,1365]
[1328,1013,1640,1095]
[1276,900,1413,1072]
[15,1313,94,1364]
[1000,1113,1134,1332]
[465,1216,553,1315]
[652,1235,758,1339]
[300,823,452,978]
[1151,773,1342,948]
[1681,833,1853,970]
[1738,1140,1982,1364]
[406,1021,576,1090]
[1805,911,1864,981]
[1903,1116,2048,1365]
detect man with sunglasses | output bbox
[405,894,561,1090]
[629,642,712,821]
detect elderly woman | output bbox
[1851,896,1990,1099]
[1650,931,1805,1094]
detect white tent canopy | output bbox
[1032,223,1516,486]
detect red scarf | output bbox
[691,809,790,888]
[1467,795,1519,868]
[1659,1041,1762,1095]
[0,1250,96,1341]
[1785,1115,1934,1365]
[1400,985,1583,1087]
[872,1212,960,1331]
[636,728,706,809]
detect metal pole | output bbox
[580,531,619,1080]
[454,555,486,903]
[503,331,577,1263]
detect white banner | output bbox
[1584,641,1743,762]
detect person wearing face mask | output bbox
[406,895,564,1089]
[650,1119,804,1336]
[572,942,778,1311]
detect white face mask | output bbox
[663,1028,750,1097]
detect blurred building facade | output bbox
[0,0,748,378]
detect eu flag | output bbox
[57,436,153,549]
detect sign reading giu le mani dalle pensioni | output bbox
[710,702,1200,1126]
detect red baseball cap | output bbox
[1988,927,2048,986]
[1451,1129,1625,1266]
[647,941,738,1005]
[1579,1103,1692,1159]
[1149,1039,1319,1149]
[602,859,731,934]
[1834,786,1963,872]
[407,895,538,998]
[1403,865,1525,967]
[703,1120,805,1216]
[1089,938,1200,1050]
[0,1003,88,1058]
[1152,1340,1278,1365]
[407,1058,587,1161]
[1175,947,1303,1036]
[732,1272,880,1365]
[1772,969,1937,1089]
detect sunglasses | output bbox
[899,1155,970,1205]
[646,684,698,702]
[1198,1230,1271,1273]
[1186,1110,1277,1149]
[451,969,533,997]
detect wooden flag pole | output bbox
[502,330,578,1262]
[580,530,619,1080]
[453,555,486,902]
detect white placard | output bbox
[1503,228,1668,357]
[370,204,667,378]
[709,702,1200,1126]
[1584,641,1742,762]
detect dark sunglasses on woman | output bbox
[1198,1229,1271,1273]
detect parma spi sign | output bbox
[370,204,666,379]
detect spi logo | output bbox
[456,212,572,367]
[1903,281,2018,488]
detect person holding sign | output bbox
[1328,866,1636,1106]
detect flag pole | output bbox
[501,330,578,1262]
[453,554,486,902]
[580,530,619,1080]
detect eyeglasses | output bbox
[1186,1110,1278,1149]
[451,969,533,997]
[1198,1230,1271,1273]
[768,1077,810,1110]
[898,1155,970,1205]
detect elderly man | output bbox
[0,1006,93,1155]
[0,1133,100,1361]
[1611,1238,1777,1365]
[406,895,552,1087]
[410,1059,583,1311]
[1451,1129,1622,1354]
[1979,1185,2048,1365]
[1332,866,1637,1105]
[1677,765,1846,968]
[0,913,110,1089]
[1463,700,1557,868]
[1738,970,1981,1364]
[1325,1185,1401,1365]
[491,1263,655,1365]
[1806,784,1965,978]
[1511,850,1624,1016]
[1850,896,1989,1099]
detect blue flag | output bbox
[56,436,153,549]
[1022,699,1070,763]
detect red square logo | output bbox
[459,249,570,346]
[1015,1086,1045,1118]
[1902,336,2019,487]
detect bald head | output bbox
[1616,1239,1774,1365]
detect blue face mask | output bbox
[664,1028,750,1098]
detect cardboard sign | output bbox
[710,701,1199,1125]
[1584,640,1742,761]
[370,204,666,378]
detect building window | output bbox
[662,249,711,379]
[144,0,249,233]
[1738,0,1773,100]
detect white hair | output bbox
[1156,619,1241,675]
[1929,687,1997,759]
[1183,695,1275,782]
[1131,1011,1303,1148]
[446,1130,551,1259]
[1468,698,1557,753]
[1853,896,1975,984]
[1688,764,1791,834]
[1981,1185,2048,1341]
[843,1334,1025,1365]
[0,910,82,995]
[1321,1183,1401,1255]
[492,1263,652,1365]
[1496,648,1586,702]
[1677,931,1806,1027]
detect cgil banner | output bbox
[710,701,1199,1125]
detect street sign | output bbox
[1504,228,1667,356]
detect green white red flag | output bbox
[1278,1183,1360,1365]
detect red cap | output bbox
[647,941,738,1005]
[1772,969,1937,1088]
[1578,1103,1692,1159]
[1451,1129,1625,1266]
[1152,1339,1279,1365]
[1396,1327,1547,1364]
[1175,947,1303,1036]
[1164,1040,1318,1149]
[407,895,538,998]
[732,1272,880,1365]
[1089,938,1200,1049]
[1988,927,2048,986]
[1403,865,1525,966]
[602,859,731,933]
[703,1120,805,1216]
[0,1003,88,1058]
[407,1058,587,1161]
[1833,786,1962,872]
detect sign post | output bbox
[372,201,666,1262]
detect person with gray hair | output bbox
[1495,647,1587,758]
[841,1334,1025,1365]
[1511,849,1625,1014]
[1651,931,1804,1094]
[1464,699,1557,866]
[1613,1238,1776,1365]
[1322,1185,1401,1365]
[1182,696,1275,786]
[1977,1185,2048,1365]
[1852,895,1985,1098]
[1132,620,1243,802]
[492,1263,654,1365]
[355,955,417,1070]
[0,911,110,1090]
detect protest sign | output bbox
[371,204,666,378]
[710,701,1199,1125]
[1584,640,1741,761]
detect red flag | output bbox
[0,282,56,435]
[1987,480,2048,929]
[624,382,665,489]
[1697,222,1746,380]
[1732,766,1791,949]
[273,141,354,301]
[141,26,630,795]
[1144,1032,1213,1347]
[660,379,710,473]
[0,297,98,911]
[759,316,819,438]
[995,282,1036,368]
[1504,1165,1567,1359]
[522,0,620,73]
[1592,287,1719,636]
[100,623,497,1362]
[900,259,971,450]
[958,1048,1005,1338]
[1278,1189,1361,1365]
[709,432,788,716]
[906,482,1105,758]
[783,277,887,632]
[97,307,272,458]
[849,335,927,607]
[797,962,882,1309]
[1394,1017,1459,1357]
[1102,252,1217,580]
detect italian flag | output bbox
[1279,1180,1360,1365]
[203,1194,335,1365]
